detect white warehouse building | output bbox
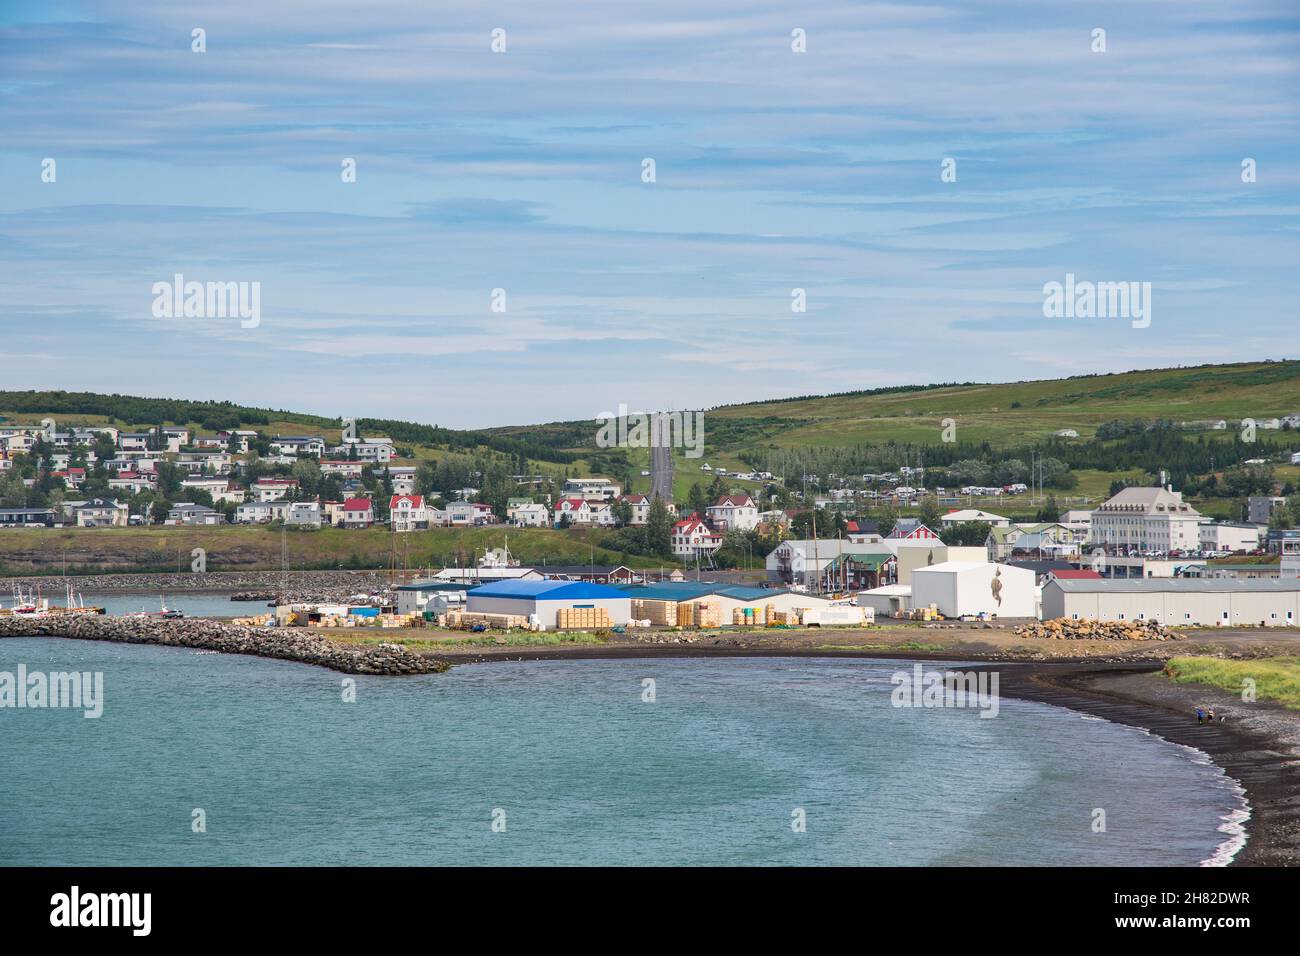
[1042,578,1300,627]
[911,561,1037,619]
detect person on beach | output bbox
[1196,707,1205,724]
[1207,708,1216,725]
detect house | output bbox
[236,501,290,523]
[554,498,592,526]
[1248,496,1287,525]
[672,515,723,558]
[562,477,621,502]
[940,509,1010,528]
[443,501,479,526]
[167,503,226,525]
[74,498,129,527]
[845,519,881,543]
[107,471,156,494]
[52,467,86,489]
[177,451,232,475]
[389,494,428,532]
[269,435,326,457]
[252,478,300,502]
[886,519,940,540]
[118,433,150,452]
[507,498,550,527]
[706,494,759,532]
[387,467,417,495]
[285,501,322,528]
[987,523,1079,560]
[1089,486,1202,554]
[341,497,375,528]
[320,460,365,478]
[0,507,55,527]
[322,501,347,526]
[336,439,394,463]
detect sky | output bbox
[1,0,1298,429]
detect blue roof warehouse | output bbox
[465,579,633,631]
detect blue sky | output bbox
[1,1,1298,428]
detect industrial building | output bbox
[1042,578,1300,626]
[617,581,839,618]
[465,579,632,630]
[911,561,1037,619]
[856,584,913,618]
[394,581,472,616]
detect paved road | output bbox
[650,414,674,500]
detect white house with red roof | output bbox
[706,494,759,531]
[554,497,591,525]
[389,494,428,532]
[341,497,374,528]
[672,515,723,558]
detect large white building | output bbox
[910,561,1037,619]
[1088,487,1202,554]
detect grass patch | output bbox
[1163,655,1300,709]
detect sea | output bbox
[0,640,1248,866]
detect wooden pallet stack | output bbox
[557,606,613,630]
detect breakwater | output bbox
[0,570,388,603]
[0,615,446,675]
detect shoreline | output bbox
[415,643,1300,867]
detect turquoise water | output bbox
[0,639,1245,866]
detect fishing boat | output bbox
[0,585,51,617]
[127,597,185,620]
[51,582,106,616]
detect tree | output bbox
[1035,496,1062,523]
[645,496,673,559]
[918,497,941,527]
[941,520,991,547]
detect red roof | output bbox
[1052,569,1102,579]
[389,494,423,508]
[622,494,649,504]
[343,498,372,511]
[555,498,586,510]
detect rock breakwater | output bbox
[0,614,446,675]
